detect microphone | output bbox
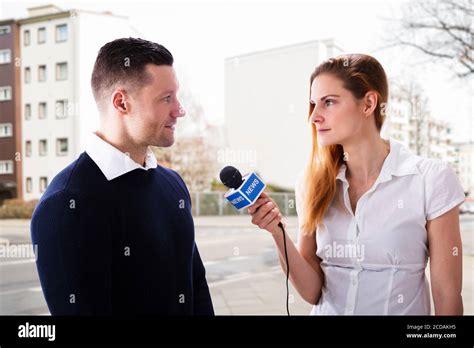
[219,165,290,316]
[219,166,266,210]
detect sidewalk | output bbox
[209,266,313,315]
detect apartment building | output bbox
[0,19,22,202]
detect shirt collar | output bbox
[336,138,420,184]
[85,132,158,181]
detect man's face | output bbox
[126,64,185,147]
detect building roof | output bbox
[225,38,343,61]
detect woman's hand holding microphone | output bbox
[247,192,283,235]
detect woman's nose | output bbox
[310,108,324,124]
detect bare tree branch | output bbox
[381,0,474,77]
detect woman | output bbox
[248,54,465,315]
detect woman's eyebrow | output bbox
[320,94,340,101]
[310,94,341,103]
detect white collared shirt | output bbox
[85,132,158,181]
[295,138,465,315]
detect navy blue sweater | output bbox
[31,152,214,315]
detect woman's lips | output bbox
[318,128,330,132]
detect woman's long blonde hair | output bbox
[302,54,388,235]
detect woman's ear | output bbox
[363,91,378,116]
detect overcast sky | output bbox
[1,0,472,142]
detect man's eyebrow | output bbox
[160,90,175,95]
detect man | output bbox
[31,37,214,315]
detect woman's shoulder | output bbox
[414,155,455,179]
[412,155,463,204]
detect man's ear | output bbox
[362,91,378,117]
[111,89,129,114]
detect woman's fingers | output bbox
[250,201,276,225]
[252,201,278,226]
[247,196,271,214]
[247,195,283,235]
[258,207,281,230]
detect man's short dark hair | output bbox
[91,37,174,107]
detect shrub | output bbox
[0,199,39,219]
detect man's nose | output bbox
[172,102,186,118]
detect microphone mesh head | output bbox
[219,166,243,189]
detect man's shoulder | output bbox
[32,153,111,228]
[41,152,108,202]
[154,164,183,184]
[154,165,190,198]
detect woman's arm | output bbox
[248,193,324,305]
[427,206,463,315]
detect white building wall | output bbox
[21,16,76,201]
[224,39,343,189]
[21,10,138,200]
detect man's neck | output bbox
[95,130,148,167]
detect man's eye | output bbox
[164,96,172,103]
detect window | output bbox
[37,27,46,44]
[24,67,31,83]
[38,65,47,82]
[25,141,32,157]
[56,62,67,81]
[55,24,67,42]
[24,30,30,46]
[39,139,48,156]
[56,138,68,156]
[0,49,11,64]
[38,102,47,119]
[26,177,32,193]
[40,177,48,193]
[25,104,31,120]
[0,25,11,35]
[0,123,13,137]
[55,100,68,118]
[0,86,12,101]
[0,161,13,175]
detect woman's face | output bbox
[310,73,368,147]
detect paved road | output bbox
[0,215,472,315]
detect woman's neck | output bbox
[342,135,390,184]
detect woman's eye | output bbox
[325,99,334,106]
[164,96,172,103]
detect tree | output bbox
[386,0,473,78]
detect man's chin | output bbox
[154,137,175,148]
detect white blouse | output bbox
[295,138,465,315]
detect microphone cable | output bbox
[278,221,290,316]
